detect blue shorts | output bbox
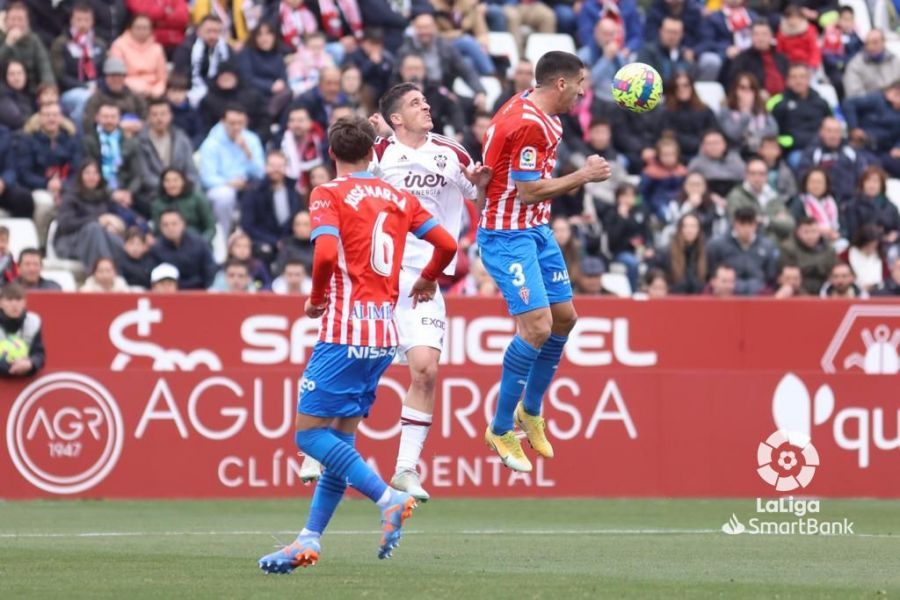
[298,342,397,418]
[476,225,573,316]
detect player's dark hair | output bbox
[733,206,758,223]
[18,247,41,263]
[328,115,376,163]
[379,82,421,126]
[534,51,584,87]
[0,281,25,300]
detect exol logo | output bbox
[110,298,222,372]
[6,372,124,494]
[403,172,447,189]
[821,305,900,375]
[756,430,819,491]
[421,317,446,330]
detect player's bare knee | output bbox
[519,313,553,348]
[409,360,439,394]
[554,309,577,336]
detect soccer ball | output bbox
[611,63,663,114]
[0,334,29,362]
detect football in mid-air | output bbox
[611,63,663,114]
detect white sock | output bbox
[375,488,393,508]
[300,528,321,539]
[395,406,432,475]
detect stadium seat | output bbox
[812,81,839,110]
[480,76,503,111]
[694,81,726,113]
[839,0,872,38]
[487,32,519,78]
[212,223,227,264]
[872,0,890,31]
[887,41,900,62]
[601,272,632,297]
[524,34,577,66]
[41,269,77,291]
[44,219,86,280]
[453,77,475,99]
[887,178,900,212]
[0,218,39,262]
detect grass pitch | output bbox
[0,498,898,599]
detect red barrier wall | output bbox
[2,294,899,498]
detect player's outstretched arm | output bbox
[305,234,338,319]
[515,155,612,205]
[409,226,458,308]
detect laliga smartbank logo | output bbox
[721,430,854,536]
[6,372,123,494]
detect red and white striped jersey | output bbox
[480,90,562,230]
[309,172,437,347]
[370,133,476,274]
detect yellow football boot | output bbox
[514,402,554,459]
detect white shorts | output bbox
[395,267,447,362]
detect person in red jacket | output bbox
[126,0,190,57]
[776,4,821,69]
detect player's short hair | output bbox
[379,82,421,126]
[328,115,376,163]
[534,51,584,87]
[0,281,25,300]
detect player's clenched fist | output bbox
[581,155,611,183]
[304,298,328,319]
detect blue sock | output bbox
[295,428,387,503]
[523,334,568,416]
[491,336,541,435]
[304,429,353,535]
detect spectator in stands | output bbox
[844,80,900,177]
[772,263,804,298]
[663,72,717,160]
[645,0,703,51]
[308,164,332,189]
[820,261,867,297]
[874,256,900,295]
[687,130,745,196]
[0,60,35,131]
[165,75,204,148]
[696,0,756,81]
[271,257,312,294]
[239,23,292,126]
[397,13,486,111]
[797,117,866,202]
[579,19,628,103]
[599,183,653,291]
[844,166,900,246]
[0,226,18,284]
[843,29,900,99]
[447,257,498,296]
[191,0,252,46]
[199,59,266,139]
[83,0,128,47]
[657,212,708,294]
[0,123,34,218]
[149,261,179,292]
[771,63,830,166]
[638,267,670,298]
[117,227,154,288]
[50,3,106,127]
[611,102,665,174]
[775,4,820,70]
[779,216,837,295]
[18,103,80,220]
[173,15,233,107]
[272,0,320,54]
[15,248,61,291]
[822,6,862,98]
[274,209,313,273]
[347,27,396,105]
[462,112,491,164]
[574,255,606,295]
[82,57,147,136]
[666,171,727,241]
[151,168,215,244]
[151,208,217,290]
[0,282,45,377]
[579,119,629,210]
[198,104,265,235]
[287,65,345,131]
[727,21,787,98]
[54,160,125,269]
[109,13,167,98]
[0,2,55,95]
[707,206,778,295]
[286,31,336,97]
[211,258,254,293]
[726,156,794,241]
[126,0,191,57]
[758,135,797,196]
[719,73,778,155]
[637,17,694,83]
[340,63,370,115]
[394,53,466,135]
[705,263,736,296]
[639,135,688,221]
[18,0,69,48]
[83,102,150,218]
[80,257,130,292]
[578,0,642,59]
[138,98,199,199]
[210,231,270,291]
[551,216,583,285]
[432,0,494,77]
[280,106,326,196]
[847,224,884,292]
[241,151,302,262]
[791,167,842,245]
[494,59,533,111]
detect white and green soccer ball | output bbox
[611,63,663,114]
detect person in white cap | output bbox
[150,262,179,293]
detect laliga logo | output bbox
[6,372,123,494]
[756,430,819,491]
[109,298,222,371]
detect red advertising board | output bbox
[2,294,899,499]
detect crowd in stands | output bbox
[0,0,898,300]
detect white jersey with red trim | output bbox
[371,132,476,274]
[480,91,562,230]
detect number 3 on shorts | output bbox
[508,262,526,287]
